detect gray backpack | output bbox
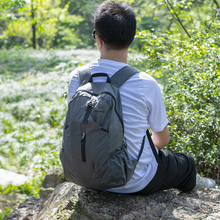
[60,65,146,190]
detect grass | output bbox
[0,48,100,219]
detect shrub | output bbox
[137,25,220,179]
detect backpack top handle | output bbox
[89,73,111,83]
[77,65,139,88]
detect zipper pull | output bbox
[81,133,85,140]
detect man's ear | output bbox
[96,35,104,48]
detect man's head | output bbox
[94,0,136,50]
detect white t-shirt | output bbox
[68,59,168,193]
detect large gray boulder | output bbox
[5,181,220,220]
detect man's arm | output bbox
[150,125,169,150]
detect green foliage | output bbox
[0,179,41,219]
[0,48,99,199]
[0,206,12,220]
[1,0,219,49]
[0,48,82,76]
[0,0,83,49]
[0,0,26,14]
[61,0,103,48]
[137,21,220,178]
[0,47,99,218]
[0,180,39,197]
[164,28,220,177]
[0,50,65,176]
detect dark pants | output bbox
[132,150,196,195]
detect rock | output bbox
[77,187,220,220]
[5,182,220,220]
[41,166,64,188]
[35,182,85,220]
[39,187,55,199]
[4,167,220,219]
[4,197,45,220]
[0,169,28,186]
[39,166,65,199]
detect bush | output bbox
[138,25,220,179]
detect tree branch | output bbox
[213,0,220,9]
[165,0,191,38]
[208,9,220,28]
[208,0,220,29]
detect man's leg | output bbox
[133,150,196,195]
[160,151,196,191]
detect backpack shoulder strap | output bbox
[77,64,91,86]
[110,66,140,88]
[146,130,161,164]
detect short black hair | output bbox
[94,0,136,50]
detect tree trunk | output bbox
[31,0,36,49]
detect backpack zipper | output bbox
[81,133,86,162]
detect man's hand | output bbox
[151,125,169,150]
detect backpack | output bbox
[60,65,146,190]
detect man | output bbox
[67,0,215,194]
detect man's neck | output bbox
[100,48,128,64]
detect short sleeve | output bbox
[143,76,168,132]
[67,70,79,104]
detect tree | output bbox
[0,0,83,49]
[31,0,36,49]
